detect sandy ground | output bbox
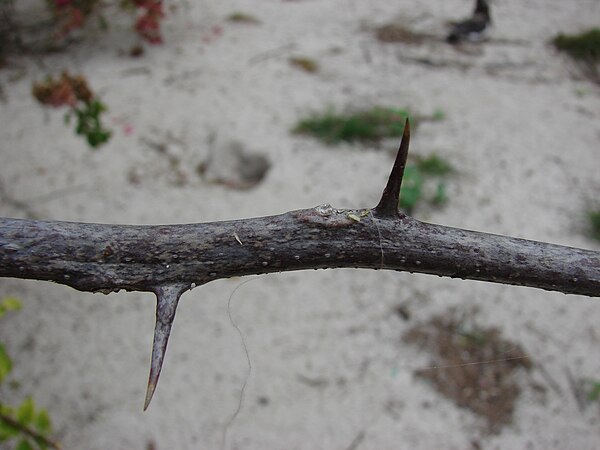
[1,0,600,449]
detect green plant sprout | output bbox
[432,183,448,206]
[399,166,423,212]
[293,106,445,145]
[553,28,600,62]
[226,12,260,24]
[399,154,454,213]
[431,108,446,121]
[587,380,600,402]
[293,107,412,144]
[292,106,452,212]
[415,154,454,176]
[588,210,600,242]
[0,297,21,385]
[33,72,111,149]
[289,56,319,73]
[66,98,111,148]
[0,297,60,450]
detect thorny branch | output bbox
[0,120,599,408]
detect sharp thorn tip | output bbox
[143,380,157,411]
[143,285,185,411]
[373,118,411,217]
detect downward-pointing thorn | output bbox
[374,118,411,218]
[143,284,186,411]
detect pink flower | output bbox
[134,1,165,44]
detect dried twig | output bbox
[0,412,62,450]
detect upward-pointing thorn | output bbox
[143,284,186,411]
[374,118,410,218]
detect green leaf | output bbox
[553,28,600,62]
[70,99,111,148]
[432,182,448,206]
[34,409,51,434]
[2,297,22,311]
[416,154,453,175]
[587,381,600,402]
[15,438,35,450]
[293,106,411,144]
[33,436,49,450]
[16,397,35,425]
[588,210,600,242]
[87,130,111,148]
[0,343,12,382]
[399,166,424,213]
[95,99,107,113]
[432,109,445,121]
[0,297,22,318]
[0,404,14,415]
[0,417,20,440]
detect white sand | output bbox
[1,0,600,448]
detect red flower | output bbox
[134,1,164,44]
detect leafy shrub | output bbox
[553,28,600,62]
[67,98,111,148]
[400,154,454,213]
[0,297,59,450]
[399,166,424,212]
[415,153,454,176]
[587,380,600,402]
[33,72,111,148]
[48,0,166,44]
[293,107,412,144]
[0,0,166,61]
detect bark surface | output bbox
[0,210,598,297]
[1,120,598,409]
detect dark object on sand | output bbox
[446,0,491,44]
[553,28,600,63]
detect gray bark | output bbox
[0,210,598,297]
[1,120,598,409]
